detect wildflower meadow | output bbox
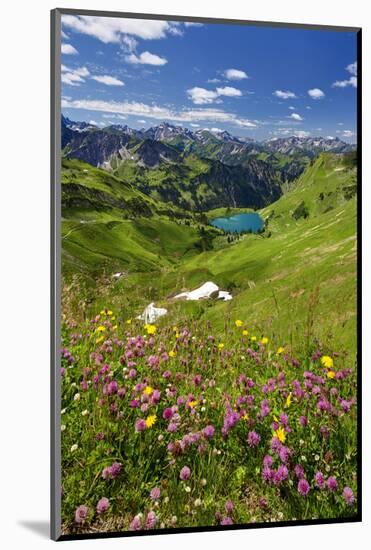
[60,309,358,534]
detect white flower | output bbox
[164,496,169,504]
[81,409,88,416]
[70,444,78,452]
[201,478,207,486]
[171,515,177,524]
[74,393,80,401]
[71,382,77,388]
[61,408,66,415]
[61,425,66,432]
[185,486,191,493]
[194,498,202,507]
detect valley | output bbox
[61,119,357,356]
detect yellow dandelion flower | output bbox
[251,336,257,342]
[112,325,117,330]
[285,393,292,407]
[173,326,178,332]
[145,414,157,428]
[273,426,286,443]
[327,370,336,379]
[242,413,249,421]
[96,325,106,333]
[175,332,180,339]
[169,350,176,358]
[261,337,269,345]
[188,400,197,408]
[145,324,157,335]
[111,316,116,321]
[107,310,113,316]
[126,319,132,325]
[242,329,249,336]
[95,336,104,344]
[235,319,244,328]
[277,346,285,354]
[218,343,225,350]
[100,310,106,315]
[321,355,334,369]
[144,386,154,396]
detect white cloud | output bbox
[187,86,241,105]
[89,120,97,125]
[121,35,138,53]
[184,22,204,27]
[308,88,325,99]
[294,130,310,138]
[326,136,335,140]
[332,61,357,88]
[273,128,310,138]
[224,68,248,80]
[91,75,125,86]
[207,78,221,84]
[62,65,90,77]
[138,119,147,124]
[288,106,295,110]
[333,76,357,88]
[216,86,242,98]
[187,87,218,105]
[273,90,297,100]
[306,106,311,110]
[62,15,178,43]
[61,65,90,86]
[342,130,355,138]
[61,43,78,55]
[61,73,85,86]
[289,113,304,121]
[211,127,223,133]
[346,61,357,76]
[61,65,125,88]
[125,51,167,66]
[190,123,200,127]
[61,97,258,128]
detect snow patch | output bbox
[174,281,232,301]
[137,302,168,324]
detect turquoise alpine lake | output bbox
[210,212,264,233]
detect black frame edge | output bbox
[51,7,62,542]
[51,7,362,541]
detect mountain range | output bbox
[61,116,355,211]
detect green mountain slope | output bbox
[61,153,357,355]
[173,153,357,353]
[112,153,282,211]
[61,159,217,277]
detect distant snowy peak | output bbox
[264,136,355,155]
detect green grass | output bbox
[60,152,358,535]
[62,153,357,356]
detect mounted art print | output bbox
[51,8,361,540]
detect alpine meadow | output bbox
[56,12,359,537]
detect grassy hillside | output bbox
[173,154,357,354]
[62,153,357,354]
[61,159,218,278]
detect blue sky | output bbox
[61,15,358,142]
